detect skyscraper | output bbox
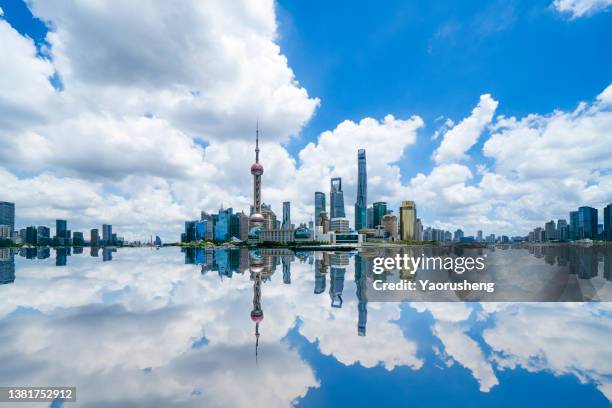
[557,219,569,241]
[399,201,417,241]
[90,229,99,246]
[372,202,387,228]
[570,210,579,240]
[0,202,15,233]
[102,224,113,245]
[215,207,233,241]
[545,220,557,241]
[578,206,598,239]
[330,177,345,219]
[282,201,291,229]
[315,192,326,224]
[605,203,612,241]
[354,149,367,231]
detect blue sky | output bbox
[0,0,611,240]
[277,0,612,178]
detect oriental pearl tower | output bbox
[249,123,265,235]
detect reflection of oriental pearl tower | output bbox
[249,123,265,229]
[250,259,264,361]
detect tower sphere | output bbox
[251,163,264,175]
[250,213,265,224]
[251,310,264,322]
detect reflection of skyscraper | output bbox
[355,254,368,336]
[329,266,345,308]
[355,149,367,231]
[0,248,15,285]
[37,247,50,259]
[56,247,68,266]
[314,256,327,294]
[329,253,347,308]
[90,247,99,257]
[282,257,291,284]
[102,248,113,262]
[330,177,345,219]
[315,192,326,225]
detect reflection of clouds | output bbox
[0,249,319,407]
[0,307,317,407]
[432,321,498,391]
[1,249,611,405]
[411,302,498,391]
[482,303,612,401]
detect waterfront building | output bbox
[557,219,569,241]
[238,211,249,241]
[330,217,350,233]
[25,226,37,245]
[55,219,68,242]
[415,218,423,241]
[102,224,113,245]
[486,234,496,243]
[214,207,233,241]
[444,230,452,242]
[534,227,544,242]
[454,229,464,242]
[381,214,398,240]
[282,201,291,229]
[315,192,326,224]
[423,227,432,241]
[354,149,367,231]
[545,220,557,241]
[477,230,483,242]
[154,236,162,246]
[201,212,215,240]
[0,202,15,233]
[366,206,373,228]
[229,212,241,239]
[73,232,85,246]
[399,200,417,241]
[259,228,295,244]
[36,226,51,245]
[330,177,345,219]
[372,202,387,228]
[90,229,99,246]
[569,210,579,240]
[261,203,277,230]
[318,211,330,233]
[0,225,11,240]
[605,203,612,241]
[578,206,598,239]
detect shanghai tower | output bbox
[354,149,367,231]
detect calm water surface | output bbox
[0,246,611,407]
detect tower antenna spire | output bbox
[255,120,260,163]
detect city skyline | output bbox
[0,0,611,241]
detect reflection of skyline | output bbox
[0,248,15,285]
[0,247,610,405]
